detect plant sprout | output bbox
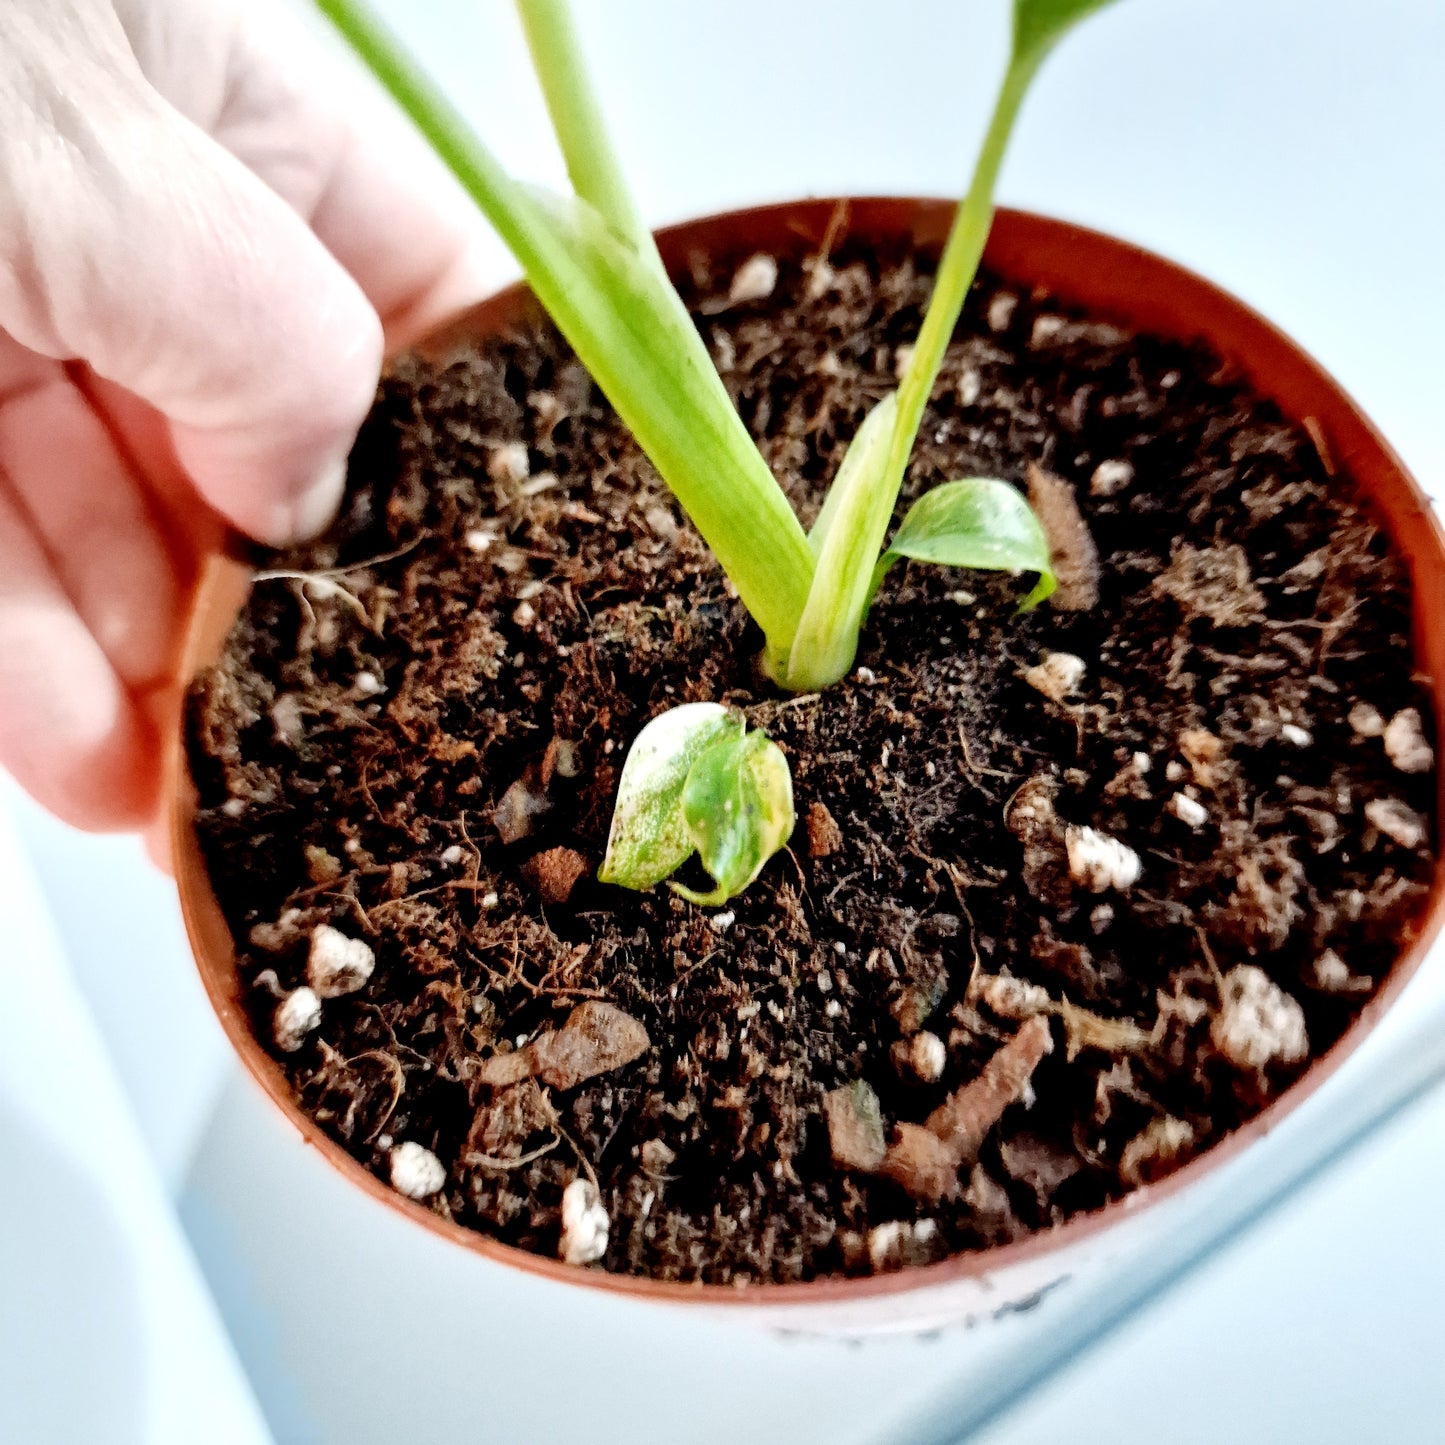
[317,0,1117,902]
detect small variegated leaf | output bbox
[672,729,795,907]
[597,703,739,890]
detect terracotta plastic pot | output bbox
[169,199,1445,1334]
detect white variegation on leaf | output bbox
[599,704,796,905]
[673,729,796,906]
[597,703,738,891]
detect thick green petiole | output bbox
[775,0,1115,689]
[316,0,816,659]
[514,0,653,255]
[321,0,1115,700]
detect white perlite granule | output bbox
[1210,966,1309,1071]
[558,1178,609,1265]
[1364,797,1427,849]
[976,973,1051,1019]
[986,292,1017,332]
[908,1031,947,1083]
[727,253,778,305]
[1023,651,1086,703]
[390,1142,446,1200]
[1309,948,1367,995]
[1383,708,1434,774]
[1065,826,1142,892]
[273,987,322,1052]
[306,924,376,999]
[1348,701,1384,737]
[1168,792,1208,828]
[1089,459,1134,497]
[487,441,530,486]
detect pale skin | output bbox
[0,0,489,834]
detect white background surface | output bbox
[2,0,1443,1441]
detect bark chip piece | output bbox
[493,775,548,843]
[879,1123,959,1203]
[823,1079,887,1172]
[1119,1116,1196,1187]
[882,1016,1054,1203]
[1026,463,1100,611]
[306,924,376,998]
[1152,542,1264,628]
[805,801,844,858]
[478,1001,650,1091]
[523,846,589,905]
[1178,728,1226,789]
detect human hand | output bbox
[0,0,486,831]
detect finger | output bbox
[227,1,491,345]
[0,469,155,831]
[0,336,183,687]
[68,367,228,569]
[1,2,384,545]
[114,0,491,346]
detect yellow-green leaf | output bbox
[672,730,795,907]
[871,478,1057,609]
[598,703,738,890]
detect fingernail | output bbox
[271,455,348,545]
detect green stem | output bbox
[776,54,1039,691]
[514,0,654,255]
[316,0,815,655]
[315,0,540,266]
[886,54,1038,517]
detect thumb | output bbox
[0,2,383,544]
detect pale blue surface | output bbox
[0,804,270,1445]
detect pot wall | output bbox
[170,200,1445,1335]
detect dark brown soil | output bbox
[188,238,1438,1285]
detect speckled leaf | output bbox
[598,703,739,890]
[672,729,795,906]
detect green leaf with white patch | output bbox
[671,729,796,907]
[869,478,1057,610]
[598,703,739,890]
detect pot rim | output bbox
[170,198,1445,1314]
